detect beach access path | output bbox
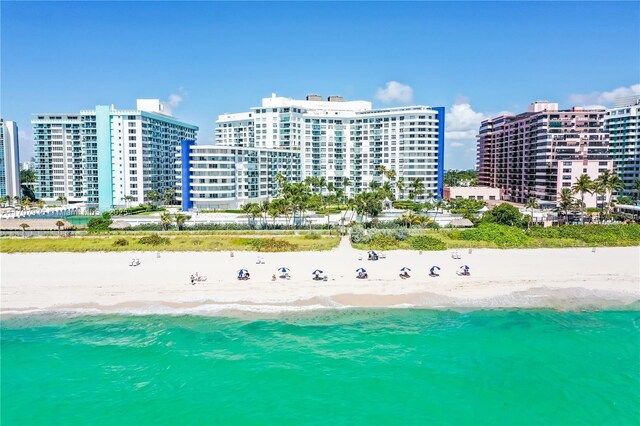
[1,239,638,314]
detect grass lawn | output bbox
[0,234,340,253]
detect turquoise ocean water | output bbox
[2,309,639,425]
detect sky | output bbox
[2,1,639,170]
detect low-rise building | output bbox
[443,186,503,201]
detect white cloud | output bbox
[449,141,465,148]
[375,81,413,104]
[569,83,640,106]
[163,87,187,115]
[445,102,485,140]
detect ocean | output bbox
[1,309,639,425]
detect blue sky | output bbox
[2,1,639,169]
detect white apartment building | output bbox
[605,95,640,197]
[190,94,445,209]
[179,140,301,210]
[34,99,198,211]
[0,119,21,199]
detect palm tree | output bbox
[56,195,68,206]
[524,197,540,229]
[607,175,624,209]
[369,180,381,191]
[633,179,640,204]
[174,214,190,231]
[410,178,424,202]
[36,200,45,210]
[397,178,405,200]
[123,195,134,209]
[162,189,175,206]
[146,190,160,207]
[20,197,31,212]
[19,223,30,238]
[572,174,592,212]
[55,220,65,236]
[160,212,173,231]
[259,200,271,228]
[558,188,575,224]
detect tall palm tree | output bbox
[369,180,381,191]
[524,196,540,229]
[259,200,271,228]
[160,212,173,231]
[146,190,160,207]
[572,174,593,212]
[633,179,640,204]
[174,214,190,231]
[56,195,68,206]
[410,178,424,202]
[558,188,575,224]
[377,164,387,181]
[397,178,405,200]
[607,175,624,209]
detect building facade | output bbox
[0,119,21,199]
[179,140,301,210]
[443,186,503,201]
[604,95,640,197]
[33,99,198,211]
[477,101,611,208]
[187,94,445,209]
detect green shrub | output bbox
[87,212,112,232]
[192,239,203,246]
[409,235,447,250]
[138,234,170,245]
[369,233,401,249]
[303,232,321,239]
[527,224,640,245]
[460,223,529,247]
[113,238,129,247]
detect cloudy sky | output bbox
[2,1,638,169]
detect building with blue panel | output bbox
[605,96,640,198]
[33,99,198,211]
[184,95,446,210]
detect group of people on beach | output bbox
[190,272,207,285]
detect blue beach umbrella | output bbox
[312,269,324,275]
[237,269,248,277]
[368,251,377,255]
[400,267,411,272]
[356,267,367,273]
[462,265,469,270]
[278,267,290,273]
[430,266,441,274]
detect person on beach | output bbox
[272,274,277,281]
[399,271,410,279]
[190,275,195,285]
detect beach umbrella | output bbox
[356,267,367,273]
[278,267,290,273]
[237,269,248,276]
[430,266,441,273]
[368,250,377,255]
[400,267,411,272]
[311,269,324,275]
[462,265,469,270]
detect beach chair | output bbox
[378,252,386,259]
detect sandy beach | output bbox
[1,238,639,315]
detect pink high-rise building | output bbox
[476,101,611,208]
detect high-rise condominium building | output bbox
[604,95,640,197]
[0,119,21,199]
[477,101,611,208]
[33,99,198,212]
[181,94,444,210]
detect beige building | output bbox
[443,186,503,201]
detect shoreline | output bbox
[2,243,639,316]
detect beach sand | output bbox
[2,238,639,315]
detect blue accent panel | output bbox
[181,139,195,211]
[434,106,445,199]
[95,105,113,212]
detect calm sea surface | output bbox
[2,309,639,425]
